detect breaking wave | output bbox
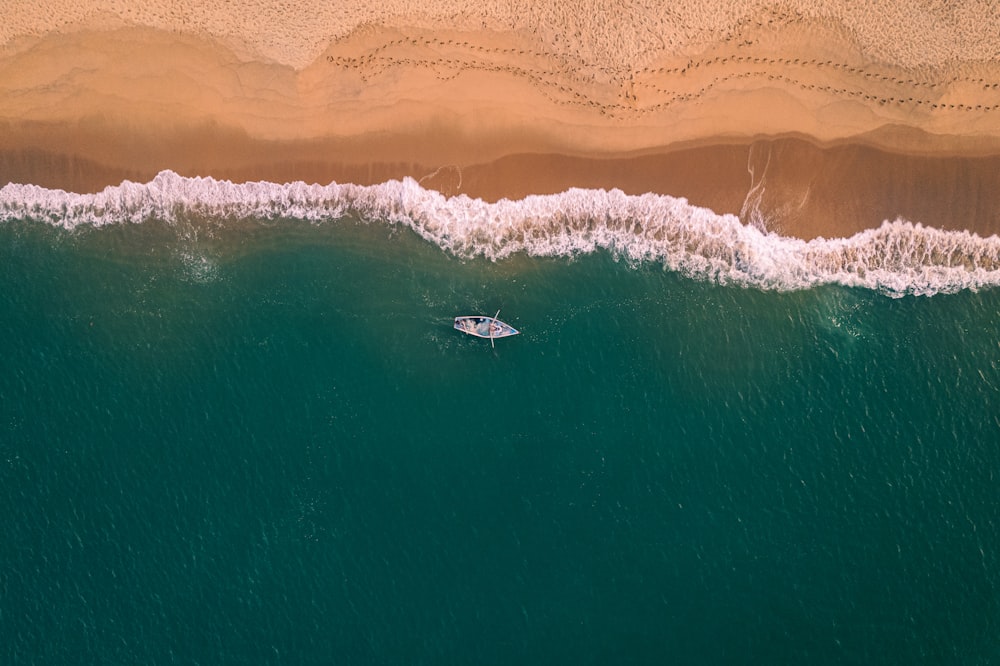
[3,170,999,297]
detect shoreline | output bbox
[3,127,1000,241]
[2,20,1000,240]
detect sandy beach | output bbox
[3,1,1000,239]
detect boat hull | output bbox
[454,316,519,339]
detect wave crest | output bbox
[3,170,999,296]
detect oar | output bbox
[490,309,500,348]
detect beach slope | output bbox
[2,1,1000,238]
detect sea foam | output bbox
[2,170,999,297]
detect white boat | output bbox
[454,310,519,347]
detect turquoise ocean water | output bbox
[2,174,1000,664]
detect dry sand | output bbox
[2,1,1000,239]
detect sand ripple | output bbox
[3,1,1000,70]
